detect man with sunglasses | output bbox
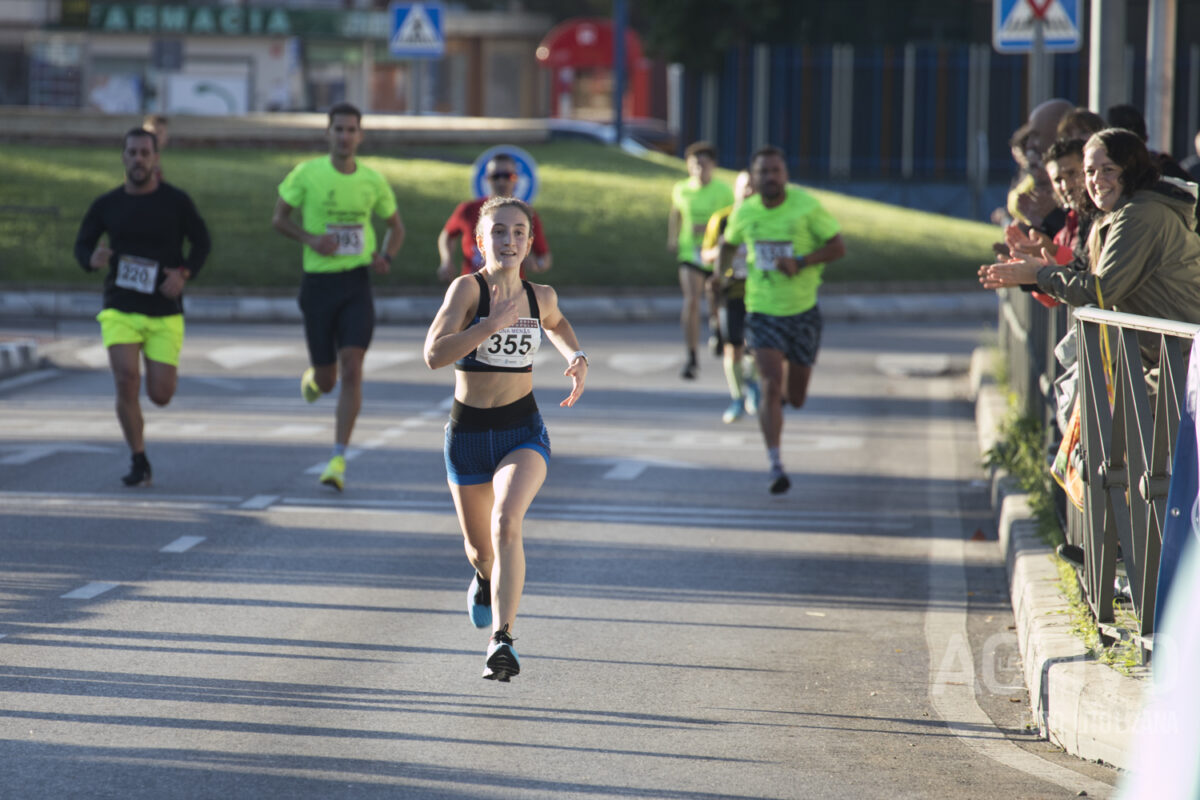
[436,153,551,281]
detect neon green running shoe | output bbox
[301,367,321,403]
[319,455,345,491]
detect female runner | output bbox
[423,196,588,681]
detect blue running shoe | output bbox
[744,378,761,416]
[482,624,520,682]
[468,572,492,629]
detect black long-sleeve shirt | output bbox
[73,182,211,316]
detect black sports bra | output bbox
[455,273,542,373]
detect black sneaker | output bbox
[482,624,520,682]
[768,466,790,495]
[121,454,152,487]
[681,360,697,380]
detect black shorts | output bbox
[444,394,551,485]
[720,294,747,347]
[746,306,822,367]
[298,266,375,366]
[678,261,712,276]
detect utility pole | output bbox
[612,0,627,146]
[1089,0,1128,115]
[1145,0,1177,153]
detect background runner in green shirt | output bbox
[667,141,734,379]
[271,102,405,491]
[720,145,845,496]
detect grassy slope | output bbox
[0,140,996,292]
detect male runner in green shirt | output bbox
[271,102,405,491]
[668,141,734,379]
[721,145,846,494]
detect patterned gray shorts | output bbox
[746,306,823,366]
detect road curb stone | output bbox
[972,348,1147,770]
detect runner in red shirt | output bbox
[437,153,551,281]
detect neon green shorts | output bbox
[96,309,185,366]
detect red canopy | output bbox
[535,18,643,71]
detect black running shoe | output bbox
[482,624,520,682]
[681,359,697,380]
[768,466,790,495]
[121,454,152,487]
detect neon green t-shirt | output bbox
[278,156,398,273]
[672,177,734,268]
[724,187,841,316]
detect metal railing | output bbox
[997,289,1200,649]
[1073,307,1199,647]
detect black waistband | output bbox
[450,393,538,429]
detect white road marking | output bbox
[363,349,418,372]
[588,456,701,480]
[75,344,110,368]
[0,490,240,506]
[265,424,326,438]
[160,535,206,553]
[239,494,279,510]
[60,582,119,600]
[272,497,911,531]
[0,442,113,466]
[304,448,363,474]
[923,406,1113,798]
[607,353,679,376]
[207,345,295,370]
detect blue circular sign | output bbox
[471,145,539,204]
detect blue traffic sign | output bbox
[993,0,1082,54]
[471,145,540,205]
[388,2,444,59]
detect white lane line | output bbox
[271,497,911,531]
[0,490,241,505]
[207,345,295,370]
[923,405,1114,798]
[75,344,110,368]
[265,424,326,438]
[0,442,112,466]
[239,494,279,510]
[363,350,418,373]
[160,535,206,553]
[304,448,363,474]
[61,582,119,600]
[0,369,62,393]
[604,461,648,480]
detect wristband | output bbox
[570,350,588,365]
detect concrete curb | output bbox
[0,289,999,325]
[0,338,39,381]
[971,346,1147,770]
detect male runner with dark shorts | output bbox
[271,102,405,491]
[721,146,846,494]
[73,126,210,486]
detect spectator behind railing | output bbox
[1107,103,1193,183]
[1056,107,1106,142]
[980,129,1200,356]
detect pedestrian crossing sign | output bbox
[993,0,1082,54]
[388,2,445,58]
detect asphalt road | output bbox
[0,317,1119,799]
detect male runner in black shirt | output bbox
[73,127,210,486]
